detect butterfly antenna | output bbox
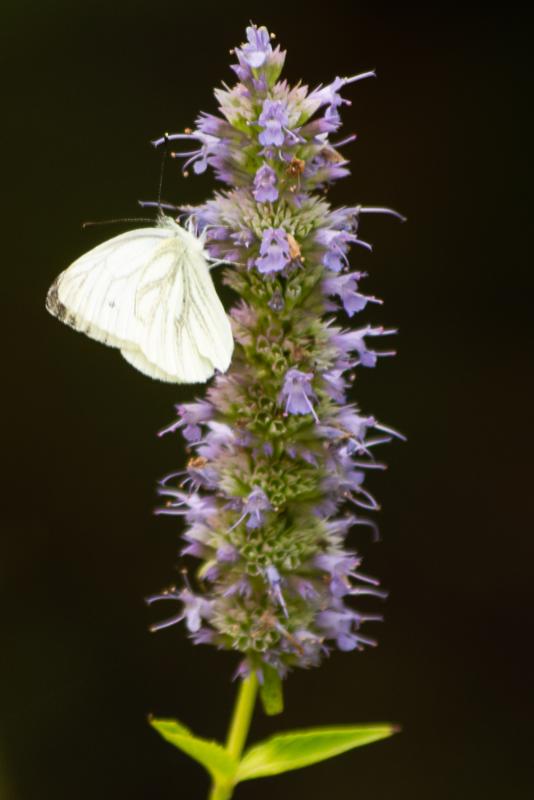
[139,200,182,212]
[81,217,154,229]
[156,133,170,218]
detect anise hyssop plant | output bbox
[148,24,405,798]
[47,22,404,800]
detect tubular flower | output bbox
[253,164,279,203]
[148,23,404,680]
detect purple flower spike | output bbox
[279,369,319,422]
[253,164,279,202]
[255,227,291,273]
[258,99,289,146]
[146,26,404,676]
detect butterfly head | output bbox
[157,214,206,254]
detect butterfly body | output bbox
[46,216,234,383]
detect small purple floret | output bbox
[279,369,319,422]
[258,99,289,147]
[253,164,279,202]
[332,325,396,368]
[323,272,382,317]
[229,487,272,531]
[159,400,213,441]
[316,228,371,271]
[239,24,272,68]
[255,227,291,273]
[146,588,213,634]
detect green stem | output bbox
[225,672,258,761]
[208,672,258,800]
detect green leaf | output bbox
[150,718,238,782]
[236,724,399,781]
[259,664,284,716]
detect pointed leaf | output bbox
[237,724,398,781]
[150,717,238,782]
[259,664,284,716]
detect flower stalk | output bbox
[209,674,259,800]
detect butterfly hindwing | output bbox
[174,244,234,377]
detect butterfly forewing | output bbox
[47,228,171,347]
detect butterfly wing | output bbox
[177,243,235,376]
[46,223,233,383]
[120,235,234,383]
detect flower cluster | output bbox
[148,25,404,679]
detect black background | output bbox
[2,2,533,798]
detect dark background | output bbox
[2,2,532,798]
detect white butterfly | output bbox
[46,215,234,383]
